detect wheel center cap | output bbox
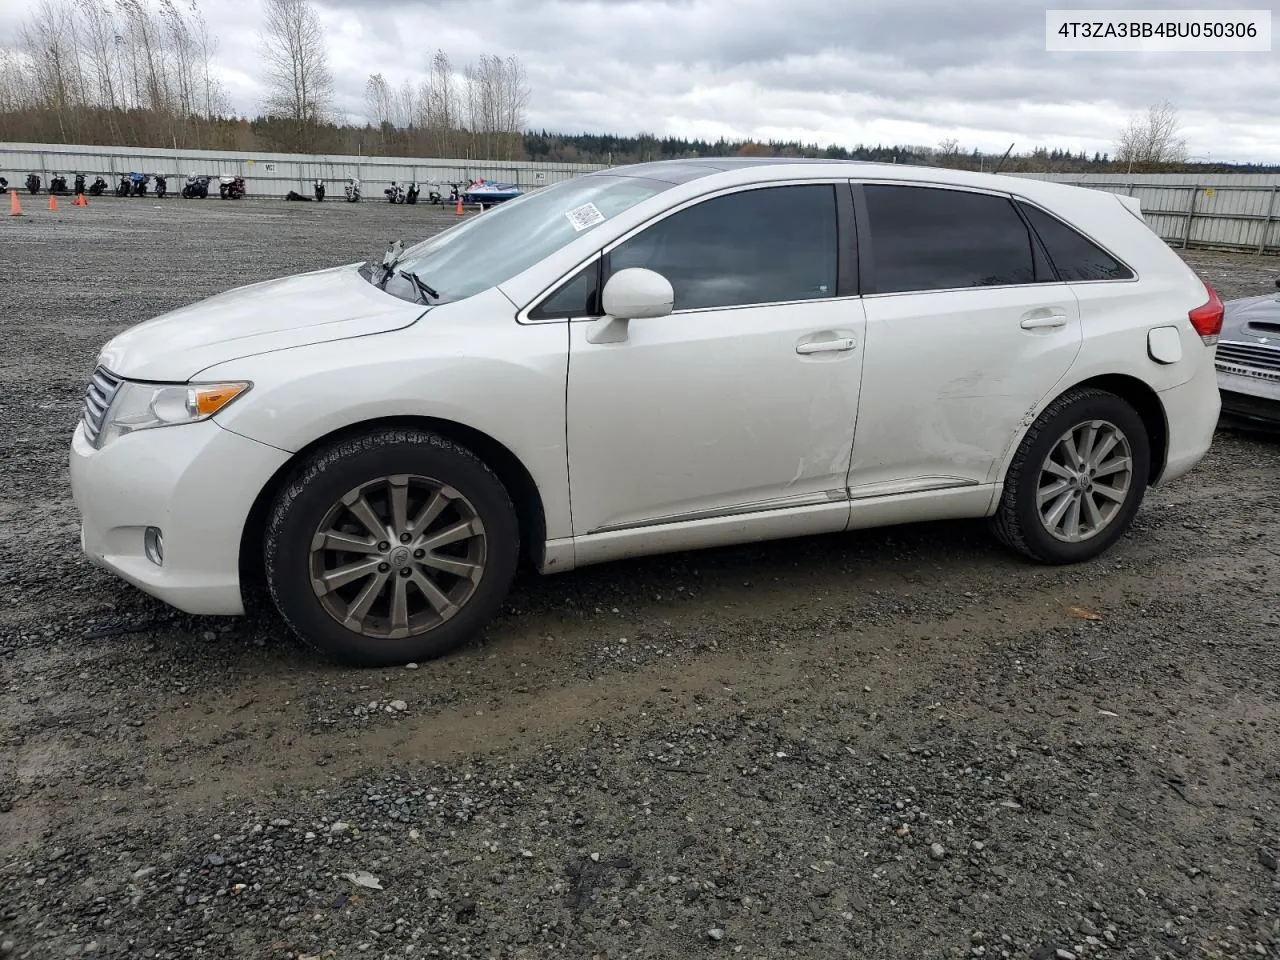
[389,546,411,567]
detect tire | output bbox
[990,387,1150,564]
[263,428,520,667]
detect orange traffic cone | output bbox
[48,193,58,212]
[456,196,463,217]
[8,190,20,216]
[74,193,87,207]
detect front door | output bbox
[564,182,866,536]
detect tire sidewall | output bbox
[1010,393,1151,563]
[265,435,519,667]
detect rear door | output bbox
[846,182,1084,494]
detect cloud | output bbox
[1,0,1275,161]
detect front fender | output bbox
[198,296,573,540]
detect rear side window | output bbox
[1017,202,1135,282]
[863,184,1038,294]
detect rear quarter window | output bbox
[1017,201,1135,282]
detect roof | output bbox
[588,156,1116,208]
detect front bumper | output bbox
[69,419,291,616]
[1216,367,1280,426]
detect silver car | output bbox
[1217,277,1280,427]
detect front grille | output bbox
[1217,362,1280,384]
[81,366,122,446]
[1215,340,1280,373]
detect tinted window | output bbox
[608,184,838,311]
[1018,202,1134,281]
[529,260,600,320]
[863,185,1037,294]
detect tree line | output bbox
[0,0,530,158]
[1,7,1271,177]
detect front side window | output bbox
[529,259,601,320]
[607,184,839,311]
[863,184,1039,294]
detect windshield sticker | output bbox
[565,202,606,232]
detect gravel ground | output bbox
[2,197,1279,960]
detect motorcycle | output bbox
[218,175,245,199]
[405,182,420,204]
[384,181,405,204]
[88,176,108,196]
[182,174,210,199]
[26,173,41,194]
[0,176,7,194]
[425,186,443,205]
[115,174,131,197]
[74,173,86,196]
[314,178,325,201]
[48,172,69,195]
[344,177,361,202]
[129,172,150,197]
[154,175,168,199]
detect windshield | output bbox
[385,173,675,303]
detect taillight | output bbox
[1188,283,1224,346]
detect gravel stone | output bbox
[0,203,1277,959]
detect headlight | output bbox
[97,380,251,448]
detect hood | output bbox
[98,262,428,381]
[1222,290,1280,344]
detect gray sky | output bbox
[3,0,1278,161]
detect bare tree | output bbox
[364,72,392,148]
[0,47,36,113]
[424,49,457,156]
[498,55,529,161]
[259,0,334,149]
[395,77,415,130]
[1115,100,1188,172]
[18,0,88,139]
[193,5,230,119]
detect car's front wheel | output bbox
[264,428,520,666]
[991,387,1151,564]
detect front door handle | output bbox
[1020,313,1069,330]
[796,337,857,355]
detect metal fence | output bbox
[4,143,1278,255]
[0,141,608,198]
[1009,172,1280,255]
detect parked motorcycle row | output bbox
[325,178,462,204]
[7,171,247,200]
[1,170,490,210]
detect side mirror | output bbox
[586,268,674,344]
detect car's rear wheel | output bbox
[991,387,1150,564]
[263,428,520,666]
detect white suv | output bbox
[70,158,1223,666]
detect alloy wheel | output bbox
[308,474,487,639]
[1036,419,1134,543]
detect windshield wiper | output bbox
[373,239,405,289]
[369,239,440,303]
[398,269,440,303]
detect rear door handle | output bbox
[796,337,857,354]
[1020,313,1069,330]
